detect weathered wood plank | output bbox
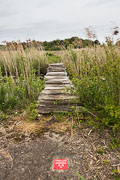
[41,89,70,95]
[45,84,73,88]
[47,67,66,72]
[46,79,71,84]
[38,101,81,107]
[46,72,67,76]
[38,99,80,104]
[38,94,79,100]
[44,76,69,80]
[37,105,81,114]
[44,86,66,90]
[49,63,63,68]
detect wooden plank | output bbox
[50,63,63,65]
[39,101,81,107]
[42,89,69,95]
[38,106,73,111]
[37,107,51,114]
[38,99,80,104]
[38,94,79,100]
[45,84,72,87]
[37,105,81,114]
[49,63,63,68]
[46,72,67,76]
[46,79,71,84]
[47,67,66,72]
[44,86,66,90]
[44,76,69,80]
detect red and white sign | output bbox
[54,159,68,170]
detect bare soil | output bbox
[0,114,120,180]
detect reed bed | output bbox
[0,39,120,136]
[0,43,47,115]
[62,43,120,133]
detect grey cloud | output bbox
[0,10,17,17]
[0,20,85,41]
[0,0,17,18]
[0,21,80,35]
[86,0,119,7]
[0,19,119,42]
[37,0,55,8]
[0,0,6,5]
[0,0,119,42]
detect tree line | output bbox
[0,37,100,51]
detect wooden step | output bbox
[44,86,67,90]
[38,94,79,101]
[47,67,66,72]
[49,63,63,68]
[41,89,70,95]
[46,79,71,84]
[37,105,81,114]
[38,101,81,107]
[37,63,80,114]
[46,72,67,76]
[44,76,69,80]
[45,84,73,88]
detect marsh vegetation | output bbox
[0,34,120,148]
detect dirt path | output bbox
[0,115,120,180]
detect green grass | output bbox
[63,41,120,137]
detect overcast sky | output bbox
[0,0,120,43]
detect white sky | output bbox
[0,0,120,43]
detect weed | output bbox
[112,169,120,180]
[76,172,86,180]
[26,102,38,121]
[96,145,107,155]
[109,137,120,150]
[54,112,65,122]
[0,110,8,122]
[104,159,109,165]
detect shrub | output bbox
[63,41,120,133]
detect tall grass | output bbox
[0,43,48,116]
[1,37,120,135]
[62,40,120,133]
[0,41,62,119]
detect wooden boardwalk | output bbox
[37,63,80,114]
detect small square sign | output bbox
[54,159,68,170]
